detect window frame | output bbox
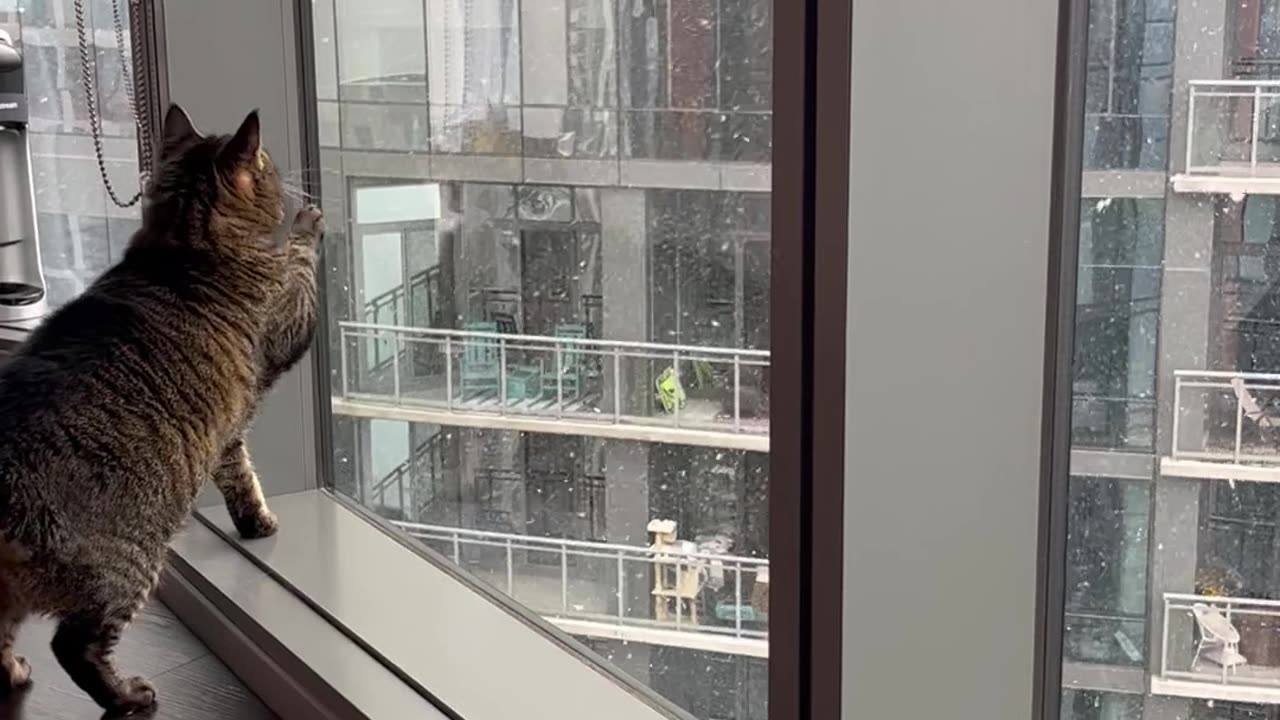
[769,1,850,719]
[1038,0,1098,718]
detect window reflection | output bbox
[0,0,142,308]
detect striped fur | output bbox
[0,105,310,714]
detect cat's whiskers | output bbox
[279,180,313,206]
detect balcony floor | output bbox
[1163,435,1280,482]
[347,369,770,435]
[0,600,272,719]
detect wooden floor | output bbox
[0,601,273,720]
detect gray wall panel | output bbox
[841,0,1058,716]
[163,0,316,495]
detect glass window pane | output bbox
[312,0,771,716]
[1064,477,1149,665]
[1072,198,1163,451]
[1082,0,1174,170]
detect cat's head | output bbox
[145,104,285,242]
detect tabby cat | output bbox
[0,104,321,714]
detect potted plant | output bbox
[1196,564,1242,598]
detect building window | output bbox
[1072,197,1163,451]
[1083,0,1175,170]
[1064,477,1149,666]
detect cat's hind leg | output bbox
[51,608,153,713]
[50,543,163,713]
[212,435,277,539]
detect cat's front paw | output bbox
[234,509,279,540]
[102,675,155,716]
[1,655,31,690]
[290,204,324,238]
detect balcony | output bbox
[332,321,771,452]
[1153,593,1280,704]
[1172,80,1280,196]
[393,521,769,658]
[1162,370,1280,483]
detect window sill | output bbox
[162,501,448,720]
[165,490,678,720]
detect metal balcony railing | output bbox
[335,321,770,438]
[1170,370,1280,470]
[392,521,769,656]
[1183,80,1280,179]
[1155,593,1280,699]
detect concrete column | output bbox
[604,440,650,547]
[599,185,651,590]
[597,188,653,684]
[1145,1,1228,717]
[603,439,651,684]
[600,188,648,414]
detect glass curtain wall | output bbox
[1058,0,1169,716]
[1054,0,1280,715]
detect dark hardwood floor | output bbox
[0,601,275,720]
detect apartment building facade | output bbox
[1067,0,1280,718]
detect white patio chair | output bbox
[1231,377,1280,430]
[1192,602,1247,672]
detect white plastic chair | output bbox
[1231,377,1280,430]
[1192,602,1247,672]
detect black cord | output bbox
[73,0,151,209]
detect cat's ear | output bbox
[219,110,261,171]
[161,103,201,150]
[217,110,261,195]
